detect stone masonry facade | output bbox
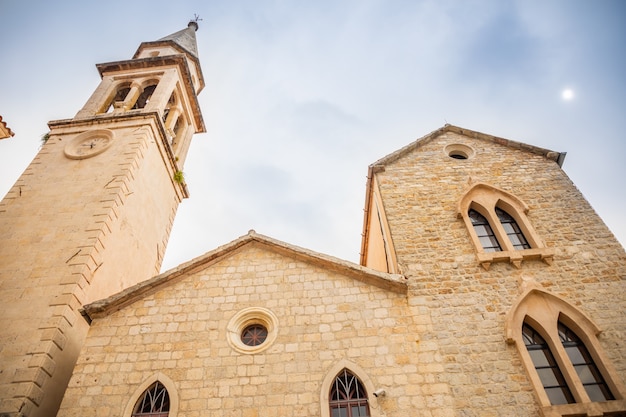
[368,128,626,415]
[58,242,429,416]
[56,128,626,416]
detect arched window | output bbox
[458,183,553,268]
[522,322,574,405]
[133,83,158,109]
[558,322,614,402]
[496,207,530,250]
[329,369,370,417]
[506,288,625,414]
[132,381,170,417]
[469,209,501,252]
[102,83,131,113]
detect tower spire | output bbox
[134,21,201,60]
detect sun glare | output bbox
[562,89,574,100]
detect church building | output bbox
[0,23,624,417]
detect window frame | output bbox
[131,381,170,417]
[505,287,626,416]
[123,373,178,417]
[458,183,553,269]
[320,360,381,417]
[329,369,371,417]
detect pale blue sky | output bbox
[1,0,624,270]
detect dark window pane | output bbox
[332,408,347,417]
[536,368,560,387]
[585,384,608,402]
[565,346,585,365]
[528,349,551,368]
[545,387,571,405]
[501,223,516,234]
[474,225,489,235]
[575,365,596,385]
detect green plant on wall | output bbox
[173,170,185,184]
[41,132,50,144]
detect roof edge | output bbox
[82,231,407,322]
[360,124,568,266]
[371,124,566,168]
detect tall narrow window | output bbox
[329,369,370,417]
[558,322,615,402]
[496,207,530,250]
[469,209,501,252]
[522,323,575,405]
[133,84,157,109]
[132,381,170,417]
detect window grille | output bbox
[329,369,370,417]
[132,381,170,417]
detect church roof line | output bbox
[81,230,407,322]
[370,124,567,170]
[359,124,567,267]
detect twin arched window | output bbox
[102,81,159,113]
[469,207,530,253]
[506,289,623,413]
[523,321,614,405]
[329,369,370,417]
[459,183,553,268]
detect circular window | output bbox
[241,324,268,346]
[227,307,278,354]
[449,151,468,159]
[444,143,475,160]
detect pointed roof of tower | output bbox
[132,21,200,60]
[157,21,200,58]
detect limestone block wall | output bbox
[59,243,458,417]
[374,131,626,415]
[0,116,183,416]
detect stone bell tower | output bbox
[0,22,205,417]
